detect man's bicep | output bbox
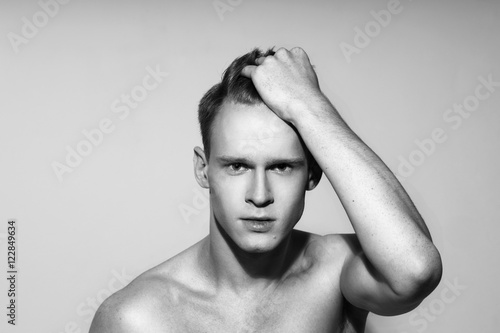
[339,245,422,316]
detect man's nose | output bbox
[245,169,274,207]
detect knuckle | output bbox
[253,65,267,80]
[260,56,272,65]
[275,47,289,57]
[291,47,305,54]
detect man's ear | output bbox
[307,159,322,191]
[193,146,210,189]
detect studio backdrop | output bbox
[1,0,499,332]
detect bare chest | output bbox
[165,280,361,333]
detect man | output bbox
[90,47,442,332]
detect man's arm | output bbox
[241,47,442,315]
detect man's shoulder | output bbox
[301,231,361,261]
[89,240,206,332]
[89,267,182,332]
[296,231,362,279]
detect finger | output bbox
[255,57,266,65]
[241,65,257,78]
[274,47,289,57]
[291,47,312,65]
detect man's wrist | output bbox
[288,92,337,128]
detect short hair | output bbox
[198,47,275,160]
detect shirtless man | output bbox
[90,47,442,332]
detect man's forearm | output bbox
[292,94,440,294]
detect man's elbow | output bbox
[392,246,443,302]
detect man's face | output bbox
[205,101,314,253]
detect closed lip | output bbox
[241,217,275,232]
[241,217,275,221]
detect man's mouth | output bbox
[241,217,275,232]
[242,216,274,221]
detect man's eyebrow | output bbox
[215,155,306,165]
[215,156,249,163]
[267,157,306,166]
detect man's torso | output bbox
[98,231,368,333]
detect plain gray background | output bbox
[1,0,499,332]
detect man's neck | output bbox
[200,216,300,295]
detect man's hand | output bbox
[241,47,325,124]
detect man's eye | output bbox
[273,164,291,173]
[228,163,247,172]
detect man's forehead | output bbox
[210,101,305,158]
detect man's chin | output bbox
[213,217,289,256]
[236,234,283,255]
